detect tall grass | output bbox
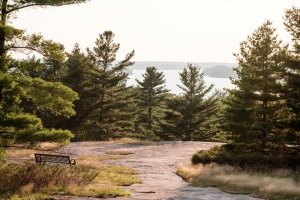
[0,164,97,196]
[177,164,300,199]
[0,163,140,199]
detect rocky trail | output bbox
[58,141,261,200]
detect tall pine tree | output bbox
[222,21,287,149]
[283,7,300,139]
[160,64,220,141]
[136,66,169,135]
[83,31,136,139]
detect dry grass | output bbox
[2,141,143,199]
[6,142,61,160]
[177,164,300,199]
[6,148,36,159]
[111,137,141,143]
[0,162,140,199]
[63,184,130,198]
[111,137,155,145]
[75,154,123,167]
[105,150,135,155]
[35,142,60,150]
[95,165,142,186]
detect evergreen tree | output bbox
[0,0,88,72]
[0,0,86,144]
[83,31,136,139]
[160,64,220,141]
[136,66,169,132]
[222,21,287,149]
[283,7,300,137]
[59,44,93,130]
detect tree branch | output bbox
[7,3,48,14]
[6,45,45,56]
[8,1,82,13]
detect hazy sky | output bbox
[11,0,300,62]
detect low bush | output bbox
[192,143,300,169]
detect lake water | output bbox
[128,70,234,95]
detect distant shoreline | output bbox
[128,69,234,94]
[131,61,237,70]
[128,62,237,79]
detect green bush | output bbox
[15,129,74,144]
[192,143,300,169]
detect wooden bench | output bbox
[34,153,76,166]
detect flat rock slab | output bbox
[58,141,262,200]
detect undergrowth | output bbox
[0,163,140,199]
[192,143,300,169]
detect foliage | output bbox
[283,7,300,138]
[135,66,169,136]
[160,64,220,140]
[221,21,288,149]
[67,31,136,140]
[0,0,85,145]
[0,74,78,144]
[191,144,300,169]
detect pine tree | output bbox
[222,21,287,149]
[160,64,220,141]
[83,31,136,139]
[0,0,86,144]
[59,44,93,130]
[136,66,169,133]
[0,0,88,72]
[283,7,300,137]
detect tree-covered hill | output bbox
[203,65,237,78]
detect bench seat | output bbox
[34,153,76,166]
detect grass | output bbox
[0,154,141,199]
[95,165,142,186]
[177,164,300,200]
[6,148,36,159]
[105,150,135,155]
[5,142,62,160]
[111,137,156,145]
[75,154,123,167]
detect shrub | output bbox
[192,143,300,169]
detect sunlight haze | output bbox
[12,0,300,62]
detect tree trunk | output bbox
[261,101,267,150]
[148,88,153,130]
[0,0,8,104]
[0,0,7,73]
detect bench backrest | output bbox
[35,153,71,165]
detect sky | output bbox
[11,0,300,63]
